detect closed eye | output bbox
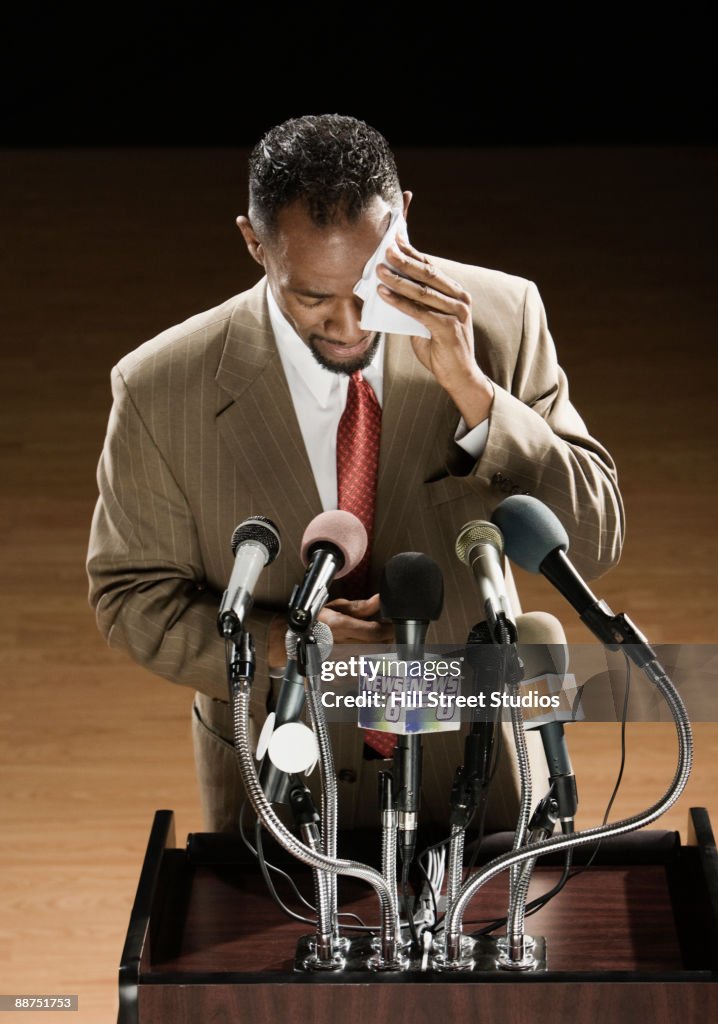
[297,297,325,308]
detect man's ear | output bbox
[402,190,413,220]
[236,215,265,268]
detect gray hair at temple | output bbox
[248,114,403,237]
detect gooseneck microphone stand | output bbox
[295,631,345,967]
[227,627,405,971]
[434,653,693,971]
[438,621,533,970]
[447,520,539,969]
[444,626,503,946]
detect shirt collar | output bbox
[267,283,384,407]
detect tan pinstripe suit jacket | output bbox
[87,256,624,827]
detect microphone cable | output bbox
[406,715,504,938]
[241,801,433,936]
[238,800,370,930]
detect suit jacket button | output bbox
[338,768,357,783]
[492,472,505,488]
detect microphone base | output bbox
[495,934,542,972]
[295,931,549,974]
[298,935,348,973]
[294,933,410,974]
[431,934,478,971]
[433,934,547,973]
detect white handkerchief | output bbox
[353,209,432,339]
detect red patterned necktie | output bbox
[336,370,381,596]
[336,371,396,758]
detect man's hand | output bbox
[318,593,394,645]
[376,234,494,429]
[267,593,393,670]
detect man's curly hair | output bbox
[248,114,402,235]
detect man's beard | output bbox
[307,332,381,376]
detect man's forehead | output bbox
[272,199,393,293]
[272,199,392,250]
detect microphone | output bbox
[514,611,578,829]
[288,511,367,635]
[379,553,444,860]
[379,552,444,657]
[217,516,281,639]
[258,623,333,804]
[455,520,517,643]
[492,495,657,667]
[450,612,567,828]
[452,519,520,824]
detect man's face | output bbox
[245,197,396,375]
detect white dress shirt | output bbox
[267,286,490,511]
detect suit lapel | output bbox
[214,278,323,567]
[213,303,460,582]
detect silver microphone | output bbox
[455,520,517,643]
[217,516,281,638]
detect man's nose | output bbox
[325,297,365,341]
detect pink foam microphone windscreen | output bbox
[300,510,367,579]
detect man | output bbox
[87,114,624,832]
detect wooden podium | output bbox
[118,808,718,1023]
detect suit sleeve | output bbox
[86,365,273,710]
[471,280,625,580]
